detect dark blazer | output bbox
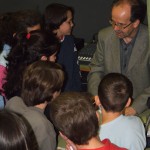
[88,24,150,114]
[57,35,81,92]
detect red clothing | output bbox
[79,139,127,150]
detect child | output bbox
[0,9,41,74]
[0,9,41,107]
[44,3,81,92]
[50,92,127,150]
[5,60,64,150]
[97,73,146,150]
[3,30,59,100]
[14,9,41,33]
[0,109,38,150]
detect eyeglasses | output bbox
[109,20,133,30]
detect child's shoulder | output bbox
[123,115,143,124]
[101,139,127,150]
[61,35,75,49]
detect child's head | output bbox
[14,9,41,33]
[3,30,60,99]
[12,30,60,62]
[21,60,64,106]
[0,109,38,150]
[0,9,41,52]
[50,92,99,145]
[98,73,133,112]
[44,3,74,38]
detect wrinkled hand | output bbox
[124,107,136,116]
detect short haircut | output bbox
[111,0,146,22]
[44,3,74,31]
[98,73,133,112]
[0,109,38,150]
[50,92,99,145]
[21,60,64,106]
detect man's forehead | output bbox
[111,4,131,22]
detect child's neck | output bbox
[101,109,122,124]
[76,136,104,149]
[55,32,64,41]
[35,101,47,110]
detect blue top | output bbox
[0,44,11,67]
[57,35,81,92]
[99,115,146,150]
[0,44,11,109]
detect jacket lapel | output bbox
[127,26,146,73]
[111,34,121,73]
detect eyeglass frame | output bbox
[109,19,133,30]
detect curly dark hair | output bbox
[3,30,60,99]
[0,9,41,54]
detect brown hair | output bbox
[50,92,99,145]
[44,3,74,31]
[21,60,64,106]
[98,73,133,112]
[0,109,38,150]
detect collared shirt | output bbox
[120,34,137,74]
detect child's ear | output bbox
[96,111,100,121]
[95,96,101,106]
[41,56,47,61]
[53,29,58,34]
[53,91,61,99]
[59,131,68,141]
[125,98,131,108]
[60,132,76,150]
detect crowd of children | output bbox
[0,1,148,150]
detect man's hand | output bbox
[124,107,136,116]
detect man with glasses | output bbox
[88,0,149,116]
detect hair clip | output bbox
[26,33,31,39]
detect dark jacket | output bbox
[57,35,81,92]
